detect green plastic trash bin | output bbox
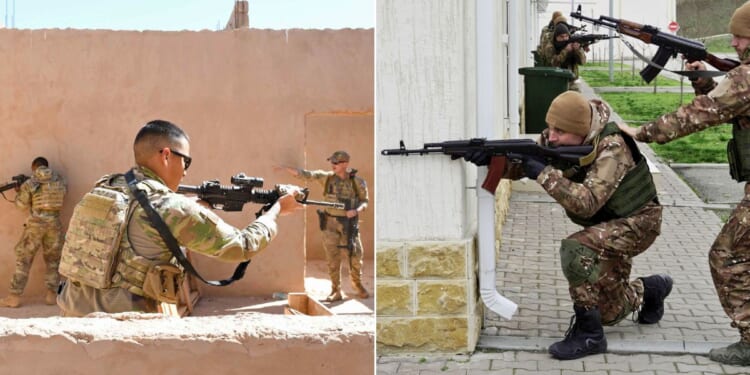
[518,67,574,133]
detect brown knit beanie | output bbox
[730,1,750,37]
[545,91,592,137]
[553,15,568,26]
[551,11,563,23]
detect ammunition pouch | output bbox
[728,125,750,182]
[317,209,327,231]
[141,263,183,304]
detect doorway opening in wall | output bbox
[301,112,375,316]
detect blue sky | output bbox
[7,0,373,31]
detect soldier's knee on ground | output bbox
[559,239,601,287]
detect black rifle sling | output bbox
[125,170,249,287]
[619,38,727,80]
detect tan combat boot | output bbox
[352,281,370,299]
[324,287,343,302]
[45,290,57,305]
[0,293,21,308]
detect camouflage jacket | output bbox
[128,166,277,263]
[533,100,639,219]
[15,165,66,222]
[295,168,368,216]
[636,62,750,143]
[538,40,586,79]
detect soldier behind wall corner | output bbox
[0,157,67,308]
[617,1,750,366]
[465,91,672,361]
[276,150,370,302]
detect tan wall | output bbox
[375,180,513,354]
[0,314,374,375]
[0,28,373,299]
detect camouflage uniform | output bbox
[294,168,368,295]
[11,165,66,296]
[525,99,662,325]
[57,166,278,316]
[635,63,750,341]
[538,36,586,91]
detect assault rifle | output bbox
[0,174,29,200]
[336,202,360,255]
[570,5,739,83]
[177,173,344,217]
[381,138,594,193]
[567,33,616,48]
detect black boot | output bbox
[548,305,607,360]
[638,274,673,324]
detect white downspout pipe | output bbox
[476,0,518,320]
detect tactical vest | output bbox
[59,173,173,297]
[728,119,750,182]
[565,122,658,227]
[323,170,360,214]
[30,175,66,212]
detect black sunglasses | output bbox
[162,148,192,171]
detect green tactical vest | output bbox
[728,119,750,182]
[565,122,658,227]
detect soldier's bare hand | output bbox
[276,194,303,216]
[685,60,705,71]
[346,209,358,218]
[617,122,638,138]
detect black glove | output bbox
[518,154,547,180]
[461,150,492,166]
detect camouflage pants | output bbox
[709,184,750,342]
[321,216,364,291]
[567,203,662,325]
[10,218,63,295]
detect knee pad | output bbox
[559,239,601,287]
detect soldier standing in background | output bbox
[0,157,67,308]
[277,151,370,302]
[538,21,587,91]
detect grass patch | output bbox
[580,65,682,87]
[576,73,733,163]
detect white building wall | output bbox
[376,0,478,241]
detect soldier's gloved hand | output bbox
[518,154,547,180]
[460,150,492,166]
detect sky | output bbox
[7,0,373,31]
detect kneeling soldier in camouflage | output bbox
[466,91,672,360]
